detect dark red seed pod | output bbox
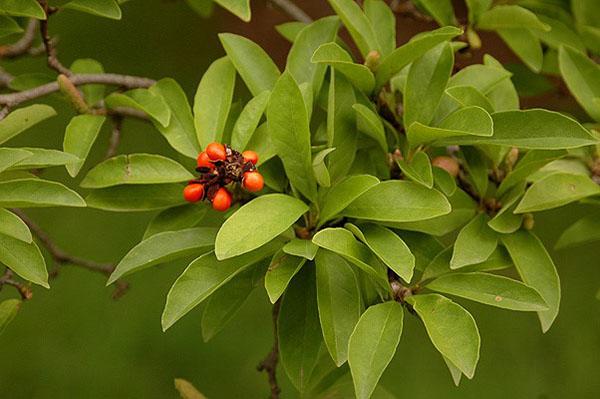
[183,183,204,202]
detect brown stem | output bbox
[38,0,71,76]
[106,116,124,159]
[0,67,14,88]
[0,19,39,59]
[0,269,33,300]
[257,299,282,399]
[269,0,313,23]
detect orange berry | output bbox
[243,171,264,192]
[212,187,232,212]
[205,142,226,161]
[432,156,459,177]
[242,150,259,165]
[196,151,214,170]
[183,184,204,202]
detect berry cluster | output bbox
[183,142,264,212]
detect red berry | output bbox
[183,184,204,202]
[432,156,460,177]
[196,151,214,170]
[243,171,264,192]
[205,142,226,161]
[242,150,259,165]
[212,187,232,212]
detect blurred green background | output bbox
[1,1,599,398]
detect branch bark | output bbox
[257,299,282,399]
[0,19,39,59]
[38,0,71,75]
[0,269,33,300]
[269,0,313,23]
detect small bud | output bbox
[432,156,460,177]
[364,50,381,71]
[57,74,89,114]
[466,27,481,50]
[523,213,535,230]
[505,147,519,169]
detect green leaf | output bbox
[375,26,463,87]
[515,173,600,213]
[108,227,217,284]
[558,45,600,122]
[230,91,270,151]
[353,104,387,152]
[482,55,519,111]
[276,21,307,42]
[407,294,480,378]
[364,0,395,56]
[287,16,340,94]
[433,166,456,196]
[399,231,445,271]
[414,0,456,26]
[318,175,380,226]
[0,233,48,287]
[327,0,378,57]
[219,33,280,96]
[342,181,451,222]
[0,179,85,208]
[80,154,193,188]
[0,105,56,145]
[451,213,498,269]
[283,239,319,260]
[555,212,600,249]
[279,266,322,394]
[501,231,560,332]
[185,0,214,17]
[476,5,550,31]
[0,16,22,37]
[312,147,336,187]
[407,106,493,147]
[149,78,200,159]
[0,148,33,173]
[70,59,105,106]
[162,241,281,330]
[245,122,276,165]
[194,57,236,148]
[497,150,565,197]
[6,148,78,170]
[311,43,375,94]
[105,89,170,127]
[315,250,361,366]
[404,42,454,129]
[497,28,543,72]
[215,194,308,260]
[427,272,548,311]
[397,152,434,188]
[63,114,106,177]
[143,203,207,239]
[0,0,45,19]
[267,72,318,202]
[213,0,250,21]
[445,85,494,113]
[534,16,585,52]
[348,302,404,399]
[0,208,31,243]
[346,223,415,283]
[174,378,208,399]
[460,147,488,198]
[85,184,185,212]
[421,246,513,281]
[0,299,21,335]
[465,0,491,24]
[64,0,121,19]
[265,250,307,303]
[488,184,524,234]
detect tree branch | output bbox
[257,299,282,399]
[269,0,313,23]
[0,19,39,59]
[38,0,71,75]
[0,269,33,300]
[106,115,123,159]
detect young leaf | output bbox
[397,151,434,188]
[558,45,600,122]
[414,0,456,26]
[555,212,600,249]
[265,250,307,303]
[215,194,308,260]
[63,0,122,19]
[315,249,361,366]
[515,173,600,213]
[348,301,404,399]
[311,43,375,94]
[346,223,415,283]
[327,0,379,57]
[162,241,281,330]
[0,0,45,19]
[353,104,387,152]
[219,33,280,96]
[267,72,318,202]
[0,299,21,335]
[230,91,270,151]
[0,179,85,208]
[0,208,32,243]
[312,147,336,187]
[143,204,208,239]
[407,294,480,378]
[63,114,106,177]
[108,227,218,284]
[501,231,560,332]
[194,57,236,148]
[364,0,395,56]
[427,272,548,311]
[85,184,185,212]
[488,184,525,234]
[213,0,251,21]
[105,89,170,127]
[0,148,33,173]
[497,28,543,72]
[149,78,200,159]
[0,233,48,288]
[342,181,451,222]
[404,42,453,128]
[445,85,494,113]
[476,5,550,31]
[80,154,193,188]
[279,266,322,394]
[433,166,456,196]
[451,213,498,269]
[318,174,380,226]
[0,105,56,145]
[482,55,519,111]
[283,239,319,261]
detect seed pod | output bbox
[212,187,232,211]
[432,156,460,177]
[243,171,264,192]
[183,183,204,202]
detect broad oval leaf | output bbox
[265,250,307,303]
[80,154,193,188]
[327,0,378,57]
[397,151,434,188]
[105,89,170,127]
[0,208,32,243]
[497,28,543,72]
[353,104,387,151]
[213,0,251,21]
[0,0,45,19]
[7,148,79,170]
[230,90,270,151]
[0,105,56,145]
[143,203,208,239]
[215,194,308,260]
[0,179,86,208]
[63,0,122,19]
[312,42,375,94]
[0,233,48,288]
[364,0,396,56]
[70,58,105,106]
[348,301,404,399]
[0,148,33,173]
[318,174,380,226]
[555,212,600,250]
[108,227,218,284]
[476,5,549,31]
[558,45,600,122]
[85,184,185,212]
[451,213,498,269]
[282,238,319,260]
[63,114,106,177]
[407,294,480,378]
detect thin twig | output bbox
[257,299,282,399]
[38,0,71,75]
[106,116,123,159]
[0,19,39,59]
[0,67,14,88]
[11,209,129,299]
[0,269,33,300]
[269,0,313,23]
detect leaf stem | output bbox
[257,299,282,399]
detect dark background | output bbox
[0,1,599,398]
